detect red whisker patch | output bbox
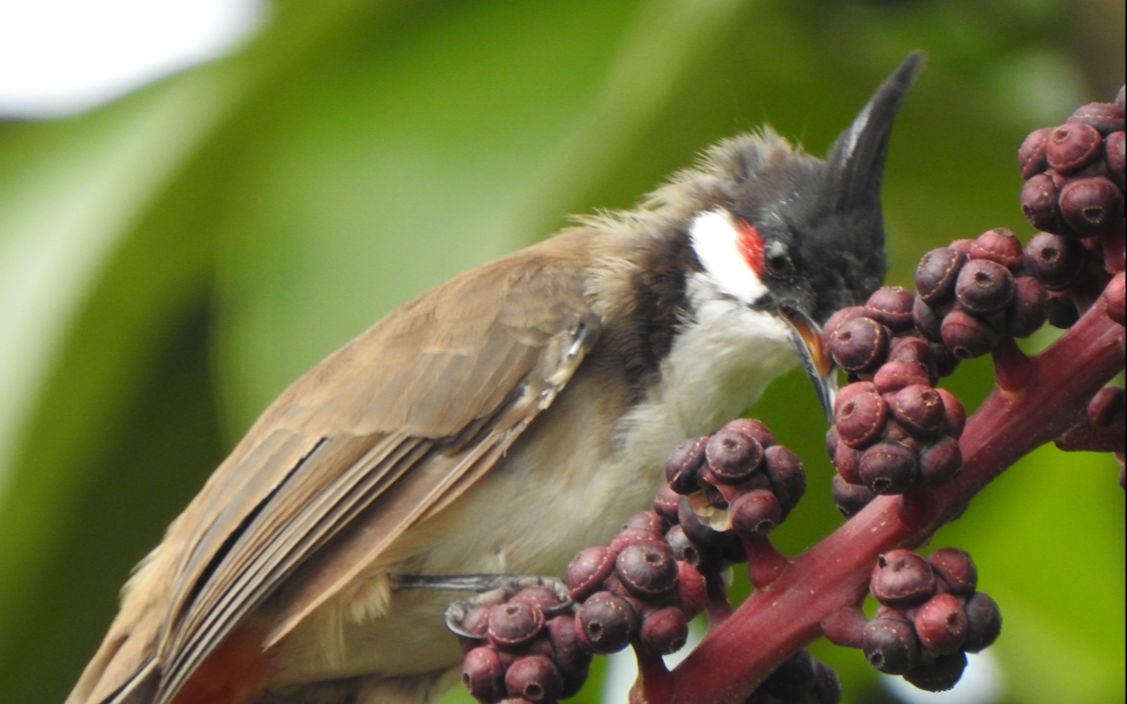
[735,219,765,277]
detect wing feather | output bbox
[136,236,602,704]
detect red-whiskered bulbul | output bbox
[68,54,923,704]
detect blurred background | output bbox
[0,1,1122,703]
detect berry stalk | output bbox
[666,296,1124,703]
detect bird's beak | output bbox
[780,307,837,420]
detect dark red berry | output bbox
[620,510,666,538]
[653,484,681,524]
[763,444,805,512]
[834,382,888,449]
[488,601,546,650]
[1018,127,1051,179]
[505,654,564,702]
[862,616,920,674]
[941,308,999,359]
[890,384,948,438]
[665,436,708,494]
[813,661,842,704]
[874,359,933,395]
[664,524,701,565]
[831,473,876,517]
[546,615,592,689]
[871,549,938,606]
[575,591,639,654]
[565,546,616,601]
[761,649,818,699]
[865,286,916,332]
[1006,276,1048,338]
[1047,122,1104,173]
[915,247,967,305]
[462,646,506,702]
[1047,293,1080,328]
[822,306,868,344]
[1025,231,1083,290]
[904,651,968,692]
[1059,176,1124,236]
[859,441,918,494]
[705,427,764,484]
[912,297,944,342]
[918,436,962,486]
[914,593,968,654]
[955,258,1015,313]
[928,548,977,595]
[888,336,936,371]
[963,592,1003,652]
[1106,130,1125,189]
[730,489,783,537]
[1021,173,1063,232]
[829,315,889,373]
[935,388,965,437]
[1068,101,1125,134]
[638,606,689,656]
[510,586,565,612]
[970,227,1024,272]
[615,541,678,598]
[722,417,777,448]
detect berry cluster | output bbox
[858,548,1001,692]
[453,419,842,703]
[1019,86,1125,271]
[822,285,969,513]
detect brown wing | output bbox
[70,232,602,704]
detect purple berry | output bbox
[941,308,999,359]
[505,654,564,702]
[963,592,1003,653]
[575,591,639,654]
[862,616,920,674]
[914,593,968,655]
[834,382,888,449]
[831,473,876,517]
[1021,172,1063,232]
[565,546,616,601]
[665,436,708,494]
[462,646,506,702]
[928,547,978,595]
[1068,101,1125,134]
[916,247,966,305]
[890,384,948,438]
[829,315,890,373]
[615,541,679,598]
[904,651,968,692]
[859,441,918,494]
[763,444,806,513]
[871,549,938,607]
[1047,122,1104,173]
[638,606,689,656]
[955,258,1015,313]
[1025,231,1083,290]
[970,228,1024,272]
[1018,127,1051,179]
[730,489,784,537]
[1059,176,1124,236]
[705,427,764,484]
[918,436,962,486]
[865,286,916,332]
[1006,276,1048,338]
[488,601,546,650]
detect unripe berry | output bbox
[955,259,1015,313]
[505,654,564,703]
[575,591,639,654]
[871,549,938,606]
[834,382,888,449]
[1059,176,1124,236]
[914,593,968,654]
[862,617,920,674]
[1046,122,1103,173]
[916,247,966,305]
[865,286,916,332]
[638,606,689,656]
[829,316,889,373]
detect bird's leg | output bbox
[392,574,573,638]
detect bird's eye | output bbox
[764,240,794,278]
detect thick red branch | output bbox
[663,298,1125,703]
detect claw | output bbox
[392,574,574,638]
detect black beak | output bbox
[780,307,837,420]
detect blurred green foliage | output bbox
[0,1,1122,703]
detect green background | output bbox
[0,1,1122,703]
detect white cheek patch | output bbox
[689,208,767,305]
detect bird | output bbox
[68,54,922,704]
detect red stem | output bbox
[660,295,1125,703]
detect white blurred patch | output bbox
[0,0,267,117]
[884,650,1004,704]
